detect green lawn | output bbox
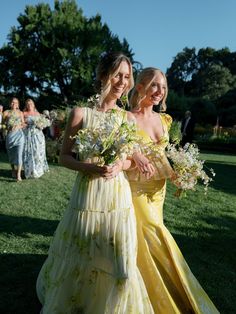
[0,151,235,313]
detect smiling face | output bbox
[96,52,134,105]
[25,99,35,112]
[109,60,131,100]
[130,67,168,111]
[139,71,167,107]
[10,98,19,110]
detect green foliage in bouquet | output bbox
[169,120,182,144]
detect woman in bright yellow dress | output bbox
[126,67,219,314]
[36,52,154,314]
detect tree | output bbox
[0,0,134,108]
[166,47,197,95]
[197,47,218,70]
[198,64,236,102]
[166,47,236,125]
[166,90,188,120]
[217,88,236,126]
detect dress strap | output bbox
[159,113,172,134]
[82,106,93,129]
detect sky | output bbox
[0,0,236,72]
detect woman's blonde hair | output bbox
[24,98,37,112]
[95,51,134,105]
[130,67,168,112]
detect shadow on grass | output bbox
[206,162,236,195]
[0,169,17,182]
[0,151,9,163]
[0,214,59,237]
[1,215,235,314]
[170,213,236,314]
[0,253,45,313]
[201,150,236,156]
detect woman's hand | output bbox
[78,160,123,180]
[101,160,123,180]
[132,152,156,179]
[170,171,178,183]
[99,160,124,180]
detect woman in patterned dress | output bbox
[23,98,49,179]
[36,52,154,314]
[3,97,25,181]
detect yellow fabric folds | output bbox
[127,113,219,314]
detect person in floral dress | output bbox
[3,97,25,181]
[23,98,49,179]
[36,52,155,314]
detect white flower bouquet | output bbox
[6,113,22,130]
[166,143,215,197]
[34,114,51,130]
[72,108,137,166]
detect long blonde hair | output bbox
[24,98,37,112]
[95,51,134,105]
[130,67,168,112]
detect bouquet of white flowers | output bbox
[136,134,215,197]
[6,112,22,130]
[34,115,51,130]
[72,108,137,166]
[166,143,215,197]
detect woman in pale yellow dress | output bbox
[126,67,219,314]
[36,52,154,314]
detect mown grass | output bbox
[0,151,235,313]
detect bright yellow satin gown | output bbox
[127,113,219,314]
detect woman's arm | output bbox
[122,158,136,171]
[127,111,155,179]
[2,111,8,122]
[132,152,156,179]
[111,158,136,176]
[20,112,26,128]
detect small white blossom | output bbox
[166,143,215,197]
[34,115,51,130]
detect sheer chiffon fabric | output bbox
[6,128,24,166]
[36,107,154,314]
[23,115,49,178]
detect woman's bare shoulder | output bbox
[126,111,137,123]
[70,107,84,118]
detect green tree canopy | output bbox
[197,64,236,102]
[166,47,197,95]
[0,0,135,109]
[166,47,236,126]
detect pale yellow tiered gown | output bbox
[127,113,220,314]
[36,107,154,314]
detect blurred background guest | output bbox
[23,98,49,179]
[0,104,3,123]
[42,110,52,139]
[181,110,195,146]
[49,110,61,140]
[0,104,5,152]
[2,97,25,181]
